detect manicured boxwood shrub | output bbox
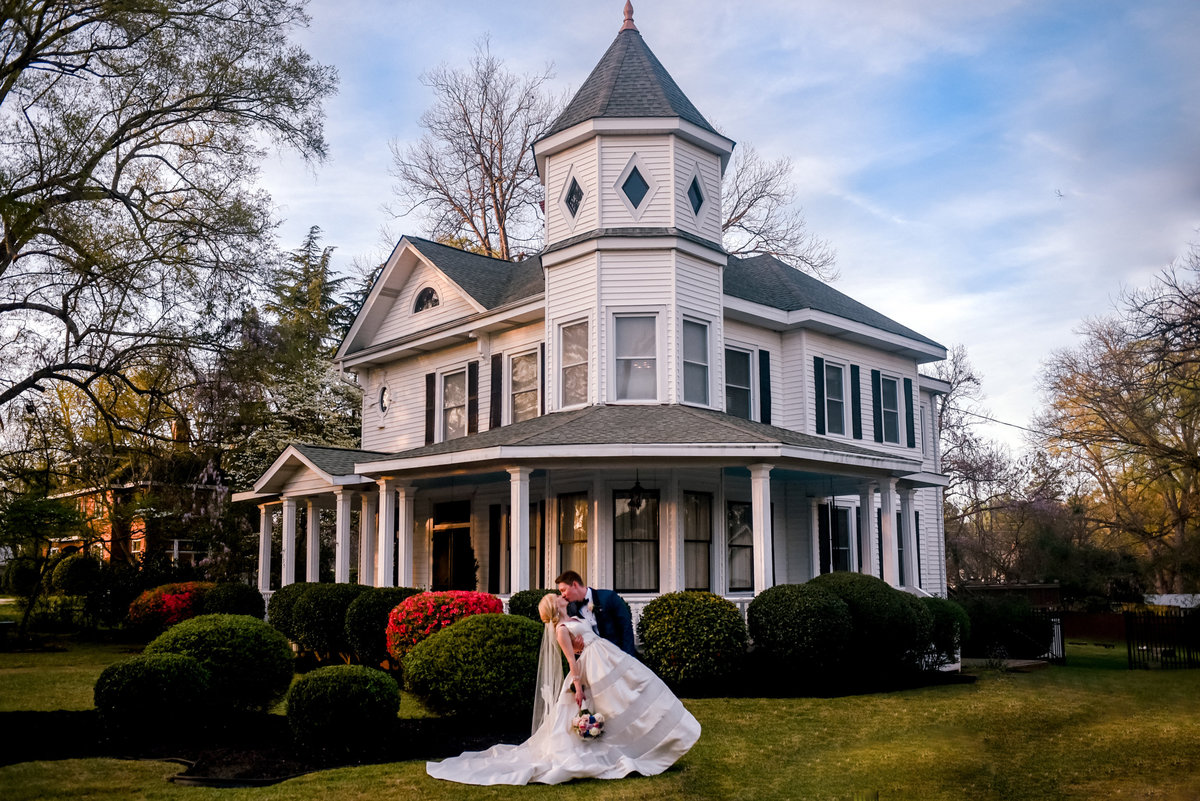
[291,583,368,656]
[203,582,266,618]
[345,587,423,668]
[747,583,852,678]
[508,589,557,622]
[128,581,215,632]
[51,553,101,596]
[922,595,971,668]
[403,613,542,721]
[807,572,933,680]
[957,595,1053,659]
[286,665,400,755]
[386,590,503,662]
[266,581,313,641]
[94,653,211,733]
[637,591,748,694]
[145,613,293,712]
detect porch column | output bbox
[396,485,416,588]
[359,492,377,586]
[281,497,297,586]
[750,463,774,594]
[509,468,532,593]
[899,487,919,588]
[808,497,821,578]
[879,478,899,586]
[376,478,396,587]
[858,481,877,577]
[257,504,272,593]
[305,499,320,582]
[334,489,352,584]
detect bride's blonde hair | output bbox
[538,592,561,625]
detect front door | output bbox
[432,501,475,590]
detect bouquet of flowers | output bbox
[571,708,605,739]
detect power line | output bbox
[947,406,1049,436]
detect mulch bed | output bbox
[0,709,527,786]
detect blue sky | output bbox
[260,0,1200,449]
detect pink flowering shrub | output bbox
[128,582,215,631]
[385,590,502,662]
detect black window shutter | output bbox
[871,369,883,443]
[467,361,479,435]
[539,343,546,416]
[759,350,772,425]
[813,356,826,435]
[424,373,436,445]
[850,364,862,439]
[904,377,915,448]
[489,354,503,429]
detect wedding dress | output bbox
[426,618,701,785]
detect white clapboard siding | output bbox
[369,260,478,347]
[598,250,674,403]
[545,254,599,412]
[280,470,335,497]
[546,139,600,245]
[598,136,673,227]
[673,139,724,243]
[778,330,808,431]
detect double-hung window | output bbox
[824,363,846,436]
[683,491,712,591]
[558,492,589,577]
[614,315,657,400]
[880,376,900,444]
[725,348,752,419]
[510,352,538,423]
[442,369,467,440]
[560,321,588,407]
[682,320,709,405]
[613,490,660,593]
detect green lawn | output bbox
[2,642,1199,801]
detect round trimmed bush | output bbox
[386,590,503,662]
[94,653,211,733]
[266,581,313,641]
[4,557,41,596]
[145,614,293,712]
[747,583,852,678]
[287,665,400,755]
[403,613,542,721]
[51,553,101,596]
[204,582,266,618]
[508,589,557,622]
[807,572,933,679]
[345,587,423,668]
[922,596,970,668]
[637,591,748,694]
[128,581,215,632]
[291,583,367,656]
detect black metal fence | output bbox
[1125,608,1200,670]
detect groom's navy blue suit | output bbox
[568,589,637,656]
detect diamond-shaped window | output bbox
[622,167,650,209]
[565,177,584,218]
[687,176,704,214]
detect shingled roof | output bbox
[541,27,719,140]
[291,443,391,476]
[406,237,544,310]
[725,254,945,349]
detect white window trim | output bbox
[681,316,713,408]
[557,318,590,411]
[608,308,666,404]
[556,162,587,233]
[879,373,901,445]
[824,360,849,438]
[613,152,659,222]
[723,343,757,421]
[683,161,710,227]
[506,348,541,425]
[438,364,469,442]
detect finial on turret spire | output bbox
[621,1,638,32]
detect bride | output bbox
[426,592,701,785]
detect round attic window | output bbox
[414,286,439,312]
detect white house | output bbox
[233,6,950,619]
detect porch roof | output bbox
[232,443,390,503]
[355,404,940,482]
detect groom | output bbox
[555,570,637,656]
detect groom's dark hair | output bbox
[555,570,584,586]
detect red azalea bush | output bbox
[386,590,502,662]
[129,581,215,631]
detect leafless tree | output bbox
[721,144,837,280]
[389,38,562,261]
